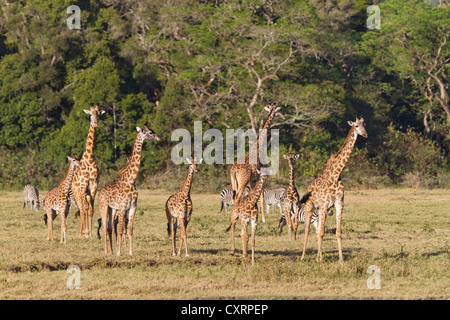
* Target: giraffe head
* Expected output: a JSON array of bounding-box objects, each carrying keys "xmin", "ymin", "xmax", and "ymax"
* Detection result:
[
  {"xmin": 348, "ymin": 117, "xmax": 368, "ymax": 138},
  {"xmin": 258, "ymin": 171, "xmax": 268, "ymax": 184},
  {"xmin": 83, "ymin": 103, "xmax": 105, "ymax": 127},
  {"xmin": 264, "ymin": 103, "xmax": 281, "ymax": 116},
  {"xmin": 67, "ymin": 155, "xmax": 81, "ymax": 169},
  {"xmin": 282, "ymin": 153, "xmax": 300, "ymax": 167},
  {"xmin": 136, "ymin": 125, "xmax": 162, "ymax": 143},
  {"xmin": 186, "ymin": 156, "xmax": 203, "ymax": 173}
]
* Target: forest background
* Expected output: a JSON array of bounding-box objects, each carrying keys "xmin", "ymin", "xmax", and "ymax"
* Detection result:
[{"xmin": 0, "ymin": 0, "xmax": 449, "ymax": 191}]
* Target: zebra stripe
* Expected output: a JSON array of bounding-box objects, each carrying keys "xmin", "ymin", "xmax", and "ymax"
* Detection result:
[
  {"xmin": 23, "ymin": 184, "xmax": 40, "ymax": 211},
  {"xmin": 219, "ymin": 186, "xmax": 250, "ymax": 213},
  {"xmin": 278, "ymin": 204, "xmax": 334, "ymax": 233},
  {"xmin": 263, "ymin": 188, "xmax": 286, "ymax": 215}
]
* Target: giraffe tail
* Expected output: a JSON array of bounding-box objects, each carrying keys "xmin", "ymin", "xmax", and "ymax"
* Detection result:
[
  {"xmin": 225, "ymin": 224, "xmax": 232, "ymax": 232},
  {"xmin": 300, "ymin": 191, "xmax": 311, "ymax": 204}
]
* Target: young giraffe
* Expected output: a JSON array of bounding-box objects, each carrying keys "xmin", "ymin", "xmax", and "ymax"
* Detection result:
[
  {"xmin": 227, "ymin": 172, "xmax": 268, "ymax": 265},
  {"xmin": 165, "ymin": 156, "xmax": 202, "ymax": 257},
  {"xmin": 280, "ymin": 153, "xmax": 301, "ymax": 241},
  {"xmin": 44, "ymin": 156, "xmax": 81, "ymax": 244},
  {"xmin": 71, "ymin": 103, "xmax": 105, "ymax": 239},
  {"xmin": 98, "ymin": 125, "xmax": 161, "ymax": 256},
  {"xmin": 230, "ymin": 103, "xmax": 280, "ymax": 223},
  {"xmin": 301, "ymin": 117, "xmax": 368, "ymax": 265}
]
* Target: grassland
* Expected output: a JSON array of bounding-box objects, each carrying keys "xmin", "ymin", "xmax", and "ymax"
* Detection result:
[{"xmin": 0, "ymin": 188, "xmax": 448, "ymax": 300}]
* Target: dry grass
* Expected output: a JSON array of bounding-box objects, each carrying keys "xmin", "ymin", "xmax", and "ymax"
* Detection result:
[{"xmin": 0, "ymin": 188, "xmax": 448, "ymax": 300}]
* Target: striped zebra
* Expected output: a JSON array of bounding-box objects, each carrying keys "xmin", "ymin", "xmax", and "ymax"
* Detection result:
[
  {"xmin": 263, "ymin": 188, "xmax": 286, "ymax": 215},
  {"xmin": 23, "ymin": 184, "xmax": 40, "ymax": 211},
  {"xmin": 278, "ymin": 204, "xmax": 333, "ymax": 233},
  {"xmin": 219, "ymin": 186, "xmax": 250, "ymax": 213}
]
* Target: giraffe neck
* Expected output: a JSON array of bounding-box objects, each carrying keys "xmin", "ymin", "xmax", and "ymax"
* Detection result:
[
  {"xmin": 59, "ymin": 163, "xmax": 77, "ymax": 195},
  {"xmin": 329, "ymin": 126, "xmax": 357, "ymax": 177},
  {"xmin": 118, "ymin": 133, "xmax": 143, "ymax": 187},
  {"xmin": 82, "ymin": 123, "xmax": 96, "ymax": 162},
  {"xmin": 179, "ymin": 169, "xmax": 194, "ymax": 199},
  {"xmin": 288, "ymin": 164, "xmax": 295, "ymax": 189},
  {"xmin": 247, "ymin": 108, "xmax": 277, "ymax": 165},
  {"xmin": 245, "ymin": 178, "xmax": 265, "ymax": 207}
]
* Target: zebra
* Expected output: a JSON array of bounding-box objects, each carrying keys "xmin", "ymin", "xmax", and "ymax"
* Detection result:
[
  {"xmin": 23, "ymin": 184, "xmax": 40, "ymax": 211},
  {"xmin": 278, "ymin": 203, "xmax": 334, "ymax": 233},
  {"xmin": 263, "ymin": 188, "xmax": 286, "ymax": 215},
  {"xmin": 219, "ymin": 186, "xmax": 250, "ymax": 213}
]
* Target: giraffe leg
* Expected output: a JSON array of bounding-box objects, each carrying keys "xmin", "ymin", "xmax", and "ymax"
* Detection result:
[
  {"xmin": 250, "ymin": 219, "xmax": 257, "ymax": 265},
  {"xmin": 46, "ymin": 208, "xmax": 54, "ymax": 241},
  {"xmin": 171, "ymin": 219, "xmax": 177, "ymax": 256},
  {"xmin": 316, "ymin": 206, "xmax": 326, "ymax": 263},
  {"xmin": 240, "ymin": 220, "xmax": 249, "ymax": 258},
  {"xmin": 116, "ymin": 209, "xmax": 126, "ymax": 256},
  {"xmin": 292, "ymin": 208, "xmax": 299, "ymax": 241},
  {"xmin": 86, "ymin": 194, "xmax": 93, "ymax": 239},
  {"xmin": 260, "ymin": 192, "xmax": 265, "ymax": 223},
  {"xmin": 229, "ymin": 215, "xmax": 237, "ymax": 255},
  {"xmin": 282, "ymin": 203, "xmax": 292, "ymax": 241},
  {"xmin": 178, "ymin": 218, "xmax": 189, "ymax": 257},
  {"xmin": 99, "ymin": 202, "xmax": 109, "ymax": 254},
  {"xmin": 301, "ymin": 201, "xmax": 312, "ymax": 260},
  {"xmin": 335, "ymin": 200, "xmax": 344, "ymax": 265},
  {"xmin": 87, "ymin": 180, "xmax": 98, "ymax": 238},
  {"xmin": 88, "ymin": 180, "xmax": 98, "ymax": 239},
  {"xmin": 72, "ymin": 186, "xmax": 87, "ymax": 238},
  {"xmin": 60, "ymin": 210, "xmax": 66, "ymax": 244},
  {"xmin": 127, "ymin": 198, "xmax": 137, "ymax": 256}
]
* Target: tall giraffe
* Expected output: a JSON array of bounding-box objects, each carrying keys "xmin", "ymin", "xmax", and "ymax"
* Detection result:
[
  {"xmin": 71, "ymin": 103, "xmax": 105, "ymax": 239},
  {"xmin": 44, "ymin": 156, "xmax": 81, "ymax": 244},
  {"xmin": 280, "ymin": 153, "xmax": 301, "ymax": 241},
  {"xmin": 230, "ymin": 103, "xmax": 280, "ymax": 223},
  {"xmin": 98, "ymin": 125, "xmax": 161, "ymax": 256},
  {"xmin": 165, "ymin": 156, "xmax": 202, "ymax": 257},
  {"xmin": 227, "ymin": 172, "xmax": 268, "ymax": 265},
  {"xmin": 301, "ymin": 117, "xmax": 368, "ymax": 265}
]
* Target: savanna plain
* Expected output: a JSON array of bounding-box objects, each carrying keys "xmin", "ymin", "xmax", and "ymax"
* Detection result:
[{"xmin": 0, "ymin": 188, "xmax": 448, "ymax": 300}]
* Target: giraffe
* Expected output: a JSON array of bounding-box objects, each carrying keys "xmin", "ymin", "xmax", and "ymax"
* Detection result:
[
  {"xmin": 98, "ymin": 125, "xmax": 161, "ymax": 256},
  {"xmin": 280, "ymin": 153, "xmax": 301, "ymax": 241},
  {"xmin": 227, "ymin": 171, "xmax": 268, "ymax": 265},
  {"xmin": 230, "ymin": 103, "xmax": 280, "ymax": 223},
  {"xmin": 301, "ymin": 117, "xmax": 368, "ymax": 265},
  {"xmin": 71, "ymin": 103, "xmax": 105, "ymax": 239},
  {"xmin": 44, "ymin": 156, "xmax": 81, "ymax": 244},
  {"xmin": 165, "ymin": 156, "xmax": 202, "ymax": 257}
]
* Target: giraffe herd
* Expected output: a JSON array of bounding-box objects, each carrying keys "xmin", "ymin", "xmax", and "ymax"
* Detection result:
[{"xmin": 29, "ymin": 102, "xmax": 367, "ymax": 265}]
